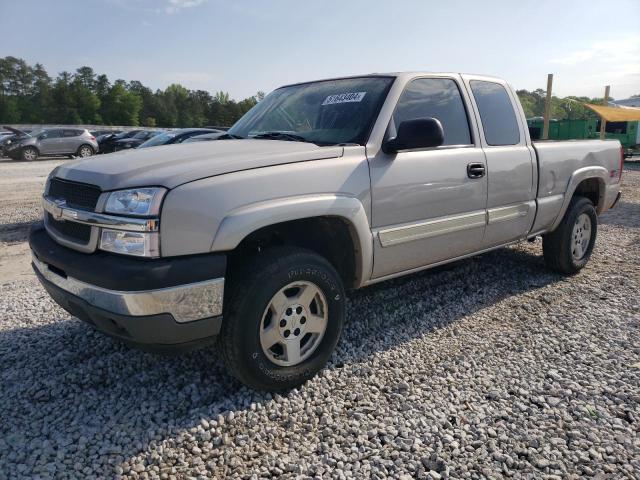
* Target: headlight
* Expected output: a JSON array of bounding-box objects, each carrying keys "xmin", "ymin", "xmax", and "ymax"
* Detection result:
[
  {"xmin": 100, "ymin": 230, "xmax": 159, "ymax": 257},
  {"xmin": 104, "ymin": 187, "xmax": 166, "ymax": 216}
]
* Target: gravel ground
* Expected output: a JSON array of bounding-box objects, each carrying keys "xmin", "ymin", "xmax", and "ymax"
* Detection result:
[
  {"xmin": 0, "ymin": 157, "xmax": 66, "ymax": 283},
  {"xmin": 0, "ymin": 160, "xmax": 638, "ymax": 479}
]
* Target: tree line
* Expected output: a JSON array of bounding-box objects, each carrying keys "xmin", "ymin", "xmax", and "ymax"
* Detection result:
[
  {"xmin": 0, "ymin": 56, "xmax": 263, "ymax": 128},
  {"xmin": 516, "ymin": 89, "xmax": 609, "ymax": 121},
  {"xmin": 1, "ymin": 56, "xmax": 637, "ymax": 127}
]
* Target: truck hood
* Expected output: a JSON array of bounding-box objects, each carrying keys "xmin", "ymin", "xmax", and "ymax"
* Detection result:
[{"xmin": 52, "ymin": 139, "xmax": 344, "ymax": 191}]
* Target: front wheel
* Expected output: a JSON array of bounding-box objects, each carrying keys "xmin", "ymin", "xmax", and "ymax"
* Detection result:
[
  {"xmin": 21, "ymin": 146, "xmax": 38, "ymax": 161},
  {"xmin": 220, "ymin": 247, "xmax": 345, "ymax": 391},
  {"xmin": 543, "ymin": 196, "xmax": 597, "ymax": 274}
]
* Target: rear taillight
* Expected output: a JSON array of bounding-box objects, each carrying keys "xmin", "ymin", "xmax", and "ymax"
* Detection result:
[
  {"xmin": 90, "ymin": 136, "xmax": 96, "ymax": 141},
  {"xmin": 618, "ymin": 146, "xmax": 624, "ymax": 183}
]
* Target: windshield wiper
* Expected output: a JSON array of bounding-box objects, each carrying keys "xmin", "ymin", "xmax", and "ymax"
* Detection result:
[
  {"xmin": 251, "ymin": 131, "xmax": 313, "ymax": 143},
  {"xmin": 217, "ymin": 133, "xmax": 245, "ymax": 140}
]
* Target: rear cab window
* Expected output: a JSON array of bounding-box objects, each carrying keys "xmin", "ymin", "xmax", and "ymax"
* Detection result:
[
  {"xmin": 392, "ymin": 78, "xmax": 472, "ymax": 146},
  {"xmin": 469, "ymin": 80, "xmax": 520, "ymax": 146}
]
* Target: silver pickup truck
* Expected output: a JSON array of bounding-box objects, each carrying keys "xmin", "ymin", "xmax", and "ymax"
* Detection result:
[{"xmin": 30, "ymin": 72, "xmax": 623, "ymax": 390}]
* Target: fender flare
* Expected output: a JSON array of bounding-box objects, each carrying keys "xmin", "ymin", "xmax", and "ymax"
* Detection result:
[
  {"xmin": 550, "ymin": 166, "xmax": 607, "ymax": 230},
  {"xmin": 211, "ymin": 194, "xmax": 373, "ymax": 287}
]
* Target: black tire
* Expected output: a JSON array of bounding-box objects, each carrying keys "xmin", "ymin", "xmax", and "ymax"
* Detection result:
[
  {"xmin": 21, "ymin": 146, "xmax": 38, "ymax": 161},
  {"xmin": 220, "ymin": 246, "xmax": 345, "ymax": 391},
  {"xmin": 76, "ymin": 144, "xmax": 94, "ymax": 158},
  {"xmin": 543, "ymin": 196, "xmax": 597, "ymax": 274}
]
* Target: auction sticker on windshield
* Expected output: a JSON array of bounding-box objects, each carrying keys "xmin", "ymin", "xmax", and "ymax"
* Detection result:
[{"xmin": 322, "ymin": 92, "xmax": 367, "ymax": 105}]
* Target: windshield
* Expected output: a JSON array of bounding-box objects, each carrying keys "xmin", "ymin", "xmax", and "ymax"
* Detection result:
[
  {"xmin": 138, "ymin": 131, "xmax": 175, "ymax": 148},
  {"xmin": 28, "ymin": 129, "xmax": 46, "ymax": 138},
  {"xmin": 132, "ymin": 131, "xmax": 152, "ymax": 139},
  {"xmin": 228, "ymin": 77, "xmax": 394, "ymax": 146},
  {"xmin": 115, "ymin": 131, "xmax": 136, "ymax": 139}
]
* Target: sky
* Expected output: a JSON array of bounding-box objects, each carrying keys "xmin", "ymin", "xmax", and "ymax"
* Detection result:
[{"xmin": 1, "ymin": 0, "xmax": 639, "ymax": 100}]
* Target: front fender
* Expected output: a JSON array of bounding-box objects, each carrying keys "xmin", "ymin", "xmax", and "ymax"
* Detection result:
[{"xmin": 211, "ymin": 194, "xmax": 373, "ymax": 287}]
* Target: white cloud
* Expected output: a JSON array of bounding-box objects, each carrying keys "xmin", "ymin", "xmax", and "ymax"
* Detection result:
[
  {"xmin": 551, "ymin": 35, "xmax": 640, "ymax": 67},
  {"xmin": 549, "ymin": 34, "xmax": 640, "ymax": 98},
  {"xmin": 165, "ymin": 0, "xmax": 207, "ymax": 14}
]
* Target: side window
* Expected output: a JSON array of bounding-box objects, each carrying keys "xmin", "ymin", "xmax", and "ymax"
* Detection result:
[
  {"xmin": 393, "ymin": 78, "xmax": 471, "ymax": 146},
  {"xmin": 42, "ymin": 130, "xmax": 62, "ymax": 139},
  {"xmin": 62, "ymin": 129, "xmax": 81, "ymax": 137},
  {"xmin": 469, "ymin": 81, "xmax": 520, "ymax": 146}
]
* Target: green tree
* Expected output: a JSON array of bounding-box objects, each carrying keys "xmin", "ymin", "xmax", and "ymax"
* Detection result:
[{"xmin": 102, "ymin": 80, "xmax": 142, "ymax": 125}]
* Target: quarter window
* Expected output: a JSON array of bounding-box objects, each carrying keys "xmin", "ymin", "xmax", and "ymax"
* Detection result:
[
  {"xmin": 393, "ymin": 78, "xmax": 471, "ymax": 146},
  {"xmin": 470, "ymin": 81, "xmax": 520, "ymax": 146}
]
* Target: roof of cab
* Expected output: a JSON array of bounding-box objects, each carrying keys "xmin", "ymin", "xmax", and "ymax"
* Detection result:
[{"xmin": 279, "ymin": 71, "xmax": 505, "ymax": 89}]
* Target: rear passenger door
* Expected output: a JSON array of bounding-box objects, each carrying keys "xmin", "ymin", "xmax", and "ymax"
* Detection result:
[
  {"xmin": 61, "ymin": 129, "xmax": 82, "ymax": 154},
  {"xmin": 368, "ymin": 76, "xmax": 488, "ymax": 278},
  {"xmin": 462, "ymin": 76, "xmax": 536, "ymax": 247}
]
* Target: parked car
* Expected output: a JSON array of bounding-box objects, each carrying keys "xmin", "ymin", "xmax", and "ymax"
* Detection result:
[
  {"xmin": 182, "ymin": 131, "xmax": 227, "ymax": 143},
  {"xmin": 98, "ymin": 130, "xmax": 143, "ymax": 154},
  {"xmin": 91, "ymin": 129, "xmax": 121, "ymax": 138},
  {"xmin": 30, "ymin": 72, "xmax": 623, "ymax": 391},
  {"xmin": 112, "ymin": 130, "xmax": 160, "ymax": 151},
  {"xmin": 0, "ymin": 126, "xmax": 29, "ymax": 157},
  {"xmin": 5, "ymin": 128, "xmax": 97, "ymax": 161},
  {"xmin": 137, "ymin": 128, "xmax": 223, "ymax": 148}
]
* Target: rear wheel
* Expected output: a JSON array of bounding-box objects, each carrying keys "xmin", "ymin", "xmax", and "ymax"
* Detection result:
[
  {"xmin": 77, "ymin": 144, "xmax": 94, "ymax": 158},
  {"xmin": 220, "ymin": 247, "xmax": 345, "ymax": 391},
  {"xmin": 543, "ymin": 196, "xmax": 597, "ymax": 274},
  {"xmin": 21, "ymin": 146, "xmax": 38, "ymax": 161}
]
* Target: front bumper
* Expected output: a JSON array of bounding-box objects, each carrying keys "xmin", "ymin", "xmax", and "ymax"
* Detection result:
[{"xmin": 30, "ymin": 226, "xmax": 226, "ymax": 348}]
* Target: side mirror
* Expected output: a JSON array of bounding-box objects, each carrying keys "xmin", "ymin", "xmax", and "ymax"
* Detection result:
[{"xmin": 382, "ymin": 117, "xmax": 444, "ymax": 154}]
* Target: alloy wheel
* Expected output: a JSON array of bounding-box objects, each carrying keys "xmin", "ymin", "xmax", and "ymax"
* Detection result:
[
  {"xmin": 259, "ymin": 281, "xmax": 328, "ymax": 367},
  {"xmin": 571, "ymin": 213, "xmax": 592, "ymax": 260}
]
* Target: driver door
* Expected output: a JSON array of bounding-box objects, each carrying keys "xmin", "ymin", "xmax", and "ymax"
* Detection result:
[
  {"xmin": 368, "ymin": 76, "xmax": 488, "ymax": 279},
  {"xmin": 37, "ymin": 129, "xmax": 63, "ymax": 154}
]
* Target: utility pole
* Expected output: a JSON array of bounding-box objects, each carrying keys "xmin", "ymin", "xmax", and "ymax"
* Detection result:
[
  {"xmin": 542, "ymin": 74, "xmax": 553, "ymax": 140},
  {"xmin": 599, "ymin": 85, "xmax": 610, "ymax": 140}
]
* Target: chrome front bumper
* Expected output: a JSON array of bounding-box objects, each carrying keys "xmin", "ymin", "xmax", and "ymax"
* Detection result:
[{"xmin": 32, "ymin": 255, "xmax": 224, "ymax": 323}]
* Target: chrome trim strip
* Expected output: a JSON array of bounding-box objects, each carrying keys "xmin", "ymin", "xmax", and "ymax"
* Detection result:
[
  {"xmin": 43, "ymin": 196, "xmax": 159, "ymax": 232},
  {"xmin": 378, "ymin": 210, "xmax": 486, "ymax": 247},
  {"xmin": 487, "ymin": 203, "xmax": 530, "ymax": 224},
  {"xmin": 33, "ymin": 255, "xmax": 223, "ymax": 323}
]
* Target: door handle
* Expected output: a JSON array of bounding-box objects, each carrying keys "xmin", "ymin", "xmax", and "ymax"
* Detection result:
[{"xmin": 467, "ymin": 163, "xmax": 486, "ymax": 179}]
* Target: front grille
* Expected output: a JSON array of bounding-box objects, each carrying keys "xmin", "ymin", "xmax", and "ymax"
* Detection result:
[
  {"xmin": 48, "ymin": 178, "xmax": 101, "ymax": 211},
  {"xmin": 46, "ymin": 213, "xmax": 92, "ymax": 243}
]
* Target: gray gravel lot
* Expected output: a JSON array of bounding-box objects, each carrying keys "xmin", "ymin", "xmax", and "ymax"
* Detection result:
[{"xmin": 0, "ymin": 158, "xmax": 639, "ymax": 479}]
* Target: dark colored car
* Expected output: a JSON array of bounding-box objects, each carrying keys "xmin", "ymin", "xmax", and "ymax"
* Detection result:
[
  {"xmin": 113, "ymin": 130, "xmax": 160, "ymax": 151},
  {"xmin": 182, "ymin": 131, "xmax": 227, "ymax": 143},
  {"xmin": 137, "ymin": 128, "xmax": 223, "ymax": 148},
  {"xmin": 0, "ymin": 126, "xmax": 29, "ymax": 157},
  {"xmin": 98, "ymin": 130, "xmax": 143, "ymax": 154},
  {"xmin": 91, "ymin": 129, "xmax": 121, "ymax": 138}
]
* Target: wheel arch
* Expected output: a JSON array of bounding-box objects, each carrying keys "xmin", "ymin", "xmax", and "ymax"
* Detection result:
[
  {"xmin": 550, "ymin": 167, "xmax": 607, "ymax": 230},
  {"xmin": 22, "ymin": 145, "xmax": 40, "ymax": 155},
  {"xmin": 77, "ymin": 143, "xmax": 95, "ymax": 155},
  {"xmin": 212, "ymin": 195, "xmax": 373, "ymax": 288}
]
